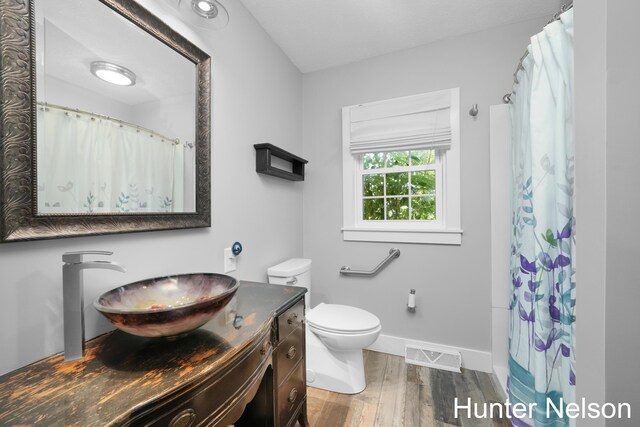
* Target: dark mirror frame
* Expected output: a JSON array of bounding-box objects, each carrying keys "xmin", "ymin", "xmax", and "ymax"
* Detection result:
[{"xmin": 0, "ymin": 0, "xmax": 211, "ymax": 242}]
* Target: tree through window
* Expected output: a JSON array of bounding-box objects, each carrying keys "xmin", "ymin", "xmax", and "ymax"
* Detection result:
[{"xmin": 361, "ymin": 150, "xmax": 439, "ymax": 221}]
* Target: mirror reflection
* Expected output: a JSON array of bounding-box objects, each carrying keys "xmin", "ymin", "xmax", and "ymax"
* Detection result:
[{"xmin": 35, "ymin": 0, "xmax": 197, "ymax": 214}]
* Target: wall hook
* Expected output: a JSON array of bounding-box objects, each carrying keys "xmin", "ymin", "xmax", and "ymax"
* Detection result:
[{"xmin": 469, "ymin": 104, "xmax": 479, "ymax": 117}]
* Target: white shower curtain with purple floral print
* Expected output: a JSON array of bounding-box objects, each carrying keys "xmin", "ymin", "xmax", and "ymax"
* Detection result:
[{"xmin": 508, "ymin": 9, "xmax": 574, "ymax": 427}]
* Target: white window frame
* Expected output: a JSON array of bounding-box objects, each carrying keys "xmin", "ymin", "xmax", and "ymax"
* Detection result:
[{"xmin": 342, "ymin": 88, "xmax": 462, "ymax": 245}]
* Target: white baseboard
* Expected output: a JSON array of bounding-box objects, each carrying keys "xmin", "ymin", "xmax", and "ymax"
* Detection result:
[{"xmin": 366, "ymin": 334, "xmax": 493, "ymax": 373}]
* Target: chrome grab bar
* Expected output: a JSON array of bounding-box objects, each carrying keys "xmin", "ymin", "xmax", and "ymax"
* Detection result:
[{"xmin": 340, "ymin": 248, "xmax": 401, "ymax": 276}]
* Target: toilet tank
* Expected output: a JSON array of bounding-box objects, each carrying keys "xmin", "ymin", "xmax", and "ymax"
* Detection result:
[{"xmin": 267, "ymin": 258, "xmax": 311, "ymax": 309}]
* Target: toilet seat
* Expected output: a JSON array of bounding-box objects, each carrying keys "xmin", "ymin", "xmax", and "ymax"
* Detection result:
[{"xmin": 306, "ymin": 303, "xmax": 380, "ymax": 334}]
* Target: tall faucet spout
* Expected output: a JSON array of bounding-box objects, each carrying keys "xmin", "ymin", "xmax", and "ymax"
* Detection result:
[
  {"xmin": 62, "ymin": 251, "xmax": 126, "ymax": 362},
  {"xmin": 69, "ymin": 260, "xmax": 126, "ymax": 273}
]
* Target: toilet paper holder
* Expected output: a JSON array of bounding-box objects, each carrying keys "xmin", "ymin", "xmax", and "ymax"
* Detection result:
[{"xmin": 407, "ymin": 289, "xmax": 416, "ymax": 313}]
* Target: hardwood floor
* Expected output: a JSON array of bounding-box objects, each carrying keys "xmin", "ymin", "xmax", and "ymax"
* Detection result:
[{"xmin": 301, "ymin": 350, "xmax": 511, "ymax": 427}]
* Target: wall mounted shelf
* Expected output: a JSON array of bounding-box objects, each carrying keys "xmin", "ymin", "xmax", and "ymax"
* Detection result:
[{"xmin": 254, "ymin": 143, "xmax": 308, "ymax": 181}]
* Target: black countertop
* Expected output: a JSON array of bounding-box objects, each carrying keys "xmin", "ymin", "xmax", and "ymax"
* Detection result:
[{"xmin": 0, "ymin": 281, "xmax": 306, "ymax": 426}]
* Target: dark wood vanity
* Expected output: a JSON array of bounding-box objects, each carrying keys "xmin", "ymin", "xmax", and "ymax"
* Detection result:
[{"xmin": 0, "ymin": 282, "xmax": 308, "ymax": 427}]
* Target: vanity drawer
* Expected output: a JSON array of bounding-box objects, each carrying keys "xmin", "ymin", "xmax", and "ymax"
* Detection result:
[
  {"xmin": 278, "ymin": 300, "xmax": 304, "ymax": 340},
  {"xmin": 275, "ymin": 325, "xmax": 304, "ymax": 386},
  {"xmin": 134, "ymin": 334, "xmax": 272, "ymax": 427},
  {"xmin": 277, "ymin": 361, "xmax": 305, "ymax": 427}
]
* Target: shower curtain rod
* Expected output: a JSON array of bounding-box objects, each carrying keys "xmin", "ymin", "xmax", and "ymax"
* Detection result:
[
  {"xmin": 37, "ymin": 102, "xmax": 194, "ymax": 149},
  {"xmin": 502, "ymin": 0, "xmax": 573, "ymax": 104}
]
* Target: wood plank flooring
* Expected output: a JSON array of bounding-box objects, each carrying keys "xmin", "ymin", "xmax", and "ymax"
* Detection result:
[{"xmin": 301, "ymin": 350, "xmax": 511, "ymax": 427}]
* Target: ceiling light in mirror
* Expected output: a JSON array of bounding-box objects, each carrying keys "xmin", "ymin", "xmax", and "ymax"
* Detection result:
[{"xmin": 90, "ymin": 61, "xmax": 136, "ymax": 86}]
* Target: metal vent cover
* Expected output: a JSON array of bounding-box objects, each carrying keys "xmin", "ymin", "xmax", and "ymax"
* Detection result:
[{"xmin": 405, "ymin": 344, "xmax": 462, "ymax": 373}]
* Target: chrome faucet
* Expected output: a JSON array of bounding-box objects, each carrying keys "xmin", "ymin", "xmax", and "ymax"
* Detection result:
[{"xmin": 62, "ymin": 251, "xmax": 126, "ymax": 361}]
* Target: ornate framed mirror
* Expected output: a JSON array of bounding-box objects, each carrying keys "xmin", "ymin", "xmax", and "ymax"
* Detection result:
[{"xmin": 0, "ymin": 0, "xmax": 211, "ymax": 242}]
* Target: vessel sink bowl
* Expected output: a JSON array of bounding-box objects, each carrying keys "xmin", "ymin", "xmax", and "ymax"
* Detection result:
[{"xmin": 94, "ymin": 273, "xmax": 238, "ymax": 338}]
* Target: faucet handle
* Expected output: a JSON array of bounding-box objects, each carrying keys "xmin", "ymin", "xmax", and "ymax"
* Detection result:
[{"xmin": 63, "ymin": 251, "xmax": 114, "ymax": 264}]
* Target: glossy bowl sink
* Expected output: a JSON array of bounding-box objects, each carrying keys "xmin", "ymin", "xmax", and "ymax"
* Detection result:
[{"xmin": 94, "ymin": 273, "xmax": 239, "ymax": 338}]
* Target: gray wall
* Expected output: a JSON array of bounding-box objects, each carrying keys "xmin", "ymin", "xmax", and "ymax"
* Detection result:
[
  {"xmin": 0, "ymin": 1, "xmax": 303, "ymax": 376},
  {"xmin": 576, "ymin": 0, "xmax": 640, "ymax": 424},
  {"xmin": 301, "ymin": 18, "xmax": 545, "ymax": 353},
  {"xmin": 574, "ymin": 0, "xmax": 608, "ymax": 424},
  {"xmin": 605, "ymin": 0, "xmax": 640, "ymax": 424}
]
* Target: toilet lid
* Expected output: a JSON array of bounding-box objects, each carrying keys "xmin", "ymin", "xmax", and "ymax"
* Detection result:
[{"xmin": 306, "ymin": 303, "xmax": 380, "ymax": 334}]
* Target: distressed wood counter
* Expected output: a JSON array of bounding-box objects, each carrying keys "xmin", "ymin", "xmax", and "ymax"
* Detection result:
[{"xmin": 0, "ymin": 281, "xmax": 308, "ymax": 427}]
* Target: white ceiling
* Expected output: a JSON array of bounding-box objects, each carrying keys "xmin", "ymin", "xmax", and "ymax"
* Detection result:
[{"xmin": 239, "ymin": 0, "xmax": 565, "ymax": 73}]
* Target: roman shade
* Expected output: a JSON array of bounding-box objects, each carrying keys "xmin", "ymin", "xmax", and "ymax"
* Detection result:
[{"xmin": 346, "ymin": 90, "xmax": 453, "ymax": 154}]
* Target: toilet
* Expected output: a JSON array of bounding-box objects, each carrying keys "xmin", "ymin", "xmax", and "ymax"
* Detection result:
[{"xmin": 267, "ymin": 258, "xmax": 381, "ymax": 394}]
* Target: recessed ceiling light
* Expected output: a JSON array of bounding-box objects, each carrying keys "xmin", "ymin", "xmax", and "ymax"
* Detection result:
[
  {"xmin": 192, "ymin": 0, "xmax": 218, "ymax": 19},
  {"xmin": 195, "ymin": 1, "xmax": 214, "ymax": 14},
  {"xmin": 90, "ymin": 61, "xmax": 136, "ymax": 86},
  {"xmin": 177, "ymin": 0, "xmax": 229, "ymax": 29}
]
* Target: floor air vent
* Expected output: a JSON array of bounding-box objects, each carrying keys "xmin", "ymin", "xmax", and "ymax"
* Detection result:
[{"xmin": 405, "ymin": 344, "xmax": 462, "ymax": 373}]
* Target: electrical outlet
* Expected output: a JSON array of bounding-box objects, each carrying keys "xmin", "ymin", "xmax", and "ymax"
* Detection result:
[{"xmin": 223, "ymin": 248, "xmax": 237, "ymax": 273}]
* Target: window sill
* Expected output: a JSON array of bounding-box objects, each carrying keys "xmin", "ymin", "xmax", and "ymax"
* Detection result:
[{"xmin": 341, "ymin": 227, "xmax": 463, "ymax": 245}]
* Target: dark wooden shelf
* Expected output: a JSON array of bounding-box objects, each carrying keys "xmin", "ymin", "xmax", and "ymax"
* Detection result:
[{"xmin": 254, "ymin": 143, "xmax": 308, "ymax": 181}]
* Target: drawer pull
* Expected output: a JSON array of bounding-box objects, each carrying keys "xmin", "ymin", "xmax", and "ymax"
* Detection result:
[
  {"xmin": 169, "ymin": 408, "xmax": 196, "ymax": 427},
  {"xmin": 260, "ymin": 341, "xmax": 271, "ymax": 355},
  {"xmin": 288, "ymin": 388, "xmax": 298, "ymax": 404},
  {"xmin": 287, "ymin": 313, "xmax": 298, "ymax": 325},
  {"xmin": 286, "ymin": 345, "xmax": 297, "ymax": 359}
]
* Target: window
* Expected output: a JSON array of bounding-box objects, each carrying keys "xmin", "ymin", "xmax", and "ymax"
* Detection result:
[
  {"xmin": 342, "ymin": 89, "xmax": 462, "ymax": 245},
  {"xmin": 360, "ymin": 150, "xmax": 441, "ymax": 222}
]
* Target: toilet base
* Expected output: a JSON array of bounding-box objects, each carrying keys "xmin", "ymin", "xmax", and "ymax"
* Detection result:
[{"xmin": 305, "ymin": 326, "xmax": 366, "ymax": 394}]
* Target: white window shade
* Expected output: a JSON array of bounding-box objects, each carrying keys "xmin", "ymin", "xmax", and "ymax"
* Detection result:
[{"xmin": 348, "ymin": 90, "xmax": 453, "ymax": 154}]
